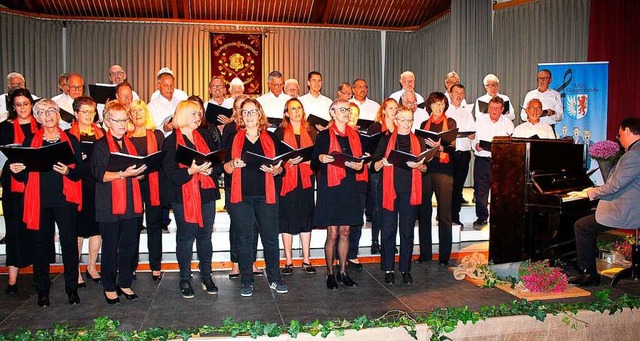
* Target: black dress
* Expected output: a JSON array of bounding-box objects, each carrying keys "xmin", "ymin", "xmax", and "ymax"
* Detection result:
[
  {"xmin": 311, "ymin": 129, "xmax": 367, "ymax": 227},
  {"xmin": 0, "ymin": 121, "xmax": 35, "ymax": 267},
  {"xmin": 74, "ymin": 132, "xmax": 101, "ymax": 238},
  {"xmin": 275, "ymin": 127, "xmax": 317, "ymax": 234}
]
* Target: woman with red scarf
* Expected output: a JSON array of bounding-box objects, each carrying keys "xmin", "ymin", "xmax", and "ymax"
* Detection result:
[
  {"xmin": 311, "ymin": 99, "xmax": 368, "ymax": 290},
  {"xmin": 418, "ymin": 92, "xmax": 457, "ymax": 266},
  {"xmin": 0, "ymin": 88, "xmax": 39, "ymax": 295},
  {"xmin": 11, "ymin": 99, "xmax": 83, "ymax": 307},
  {"xmin": 91, "ymin": 101, "xmax": 147, "ymax": 304},
  {"xmin": 128, "ymin": 100, "xmax": 165, "ymax": 281},
  {"xmin": 371, "ymin": 106, "xmax": 427, "ymax": 285},
  {"xmin": 162, "ymin": 100, "xmax": 220, "ymax": 298},
  {"xmin": 67, "ymin": 96, "xmax": 104, "ymax": 287},
  {"xmin": 223, "ymin": 98, "xmax": 285, "ymax": 297},
  {"xmin": 366, "ymin": 98, "xmax": 398, "ymax": 255},
  {"xmin": 275, "ymin": 98, "xmax": 317, "ymax": 275}
]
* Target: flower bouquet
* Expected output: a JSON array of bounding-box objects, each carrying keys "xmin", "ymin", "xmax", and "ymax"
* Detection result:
[
  {"xmin": 518, "ymin": 260, "xmax": 569, "ymax": 293},
  {"xmin": 589, "ymin": 140, "xmax": 623, "ymax": 162}
]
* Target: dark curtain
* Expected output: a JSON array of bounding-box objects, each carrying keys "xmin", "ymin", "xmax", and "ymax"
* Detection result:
[{"xmin": 588, "ymin": 0, "xmax": 640, "ymax": 139}]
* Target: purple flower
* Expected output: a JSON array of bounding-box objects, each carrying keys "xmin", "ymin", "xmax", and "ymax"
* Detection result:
[{"xmin": 589, "ymin": 140, "xmax": 621, "ymax": 161}]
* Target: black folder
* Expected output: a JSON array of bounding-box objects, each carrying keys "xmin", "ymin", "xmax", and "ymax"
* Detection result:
[
  {"xmin": 205, "ymin": 104, "xmax": 233, "ymax": 124},
  {"xmin": 306, "ymin": 114, "xmax": 330, "ymax": 130},
  {"xmin": 241, "ymin": 150, "xmax": 293, "ymax": 170},
  {"xmin": 88, "ymin": 84, "xmax": 117, "ymax": 104},
  {"xmin": 477, "ymin": 100, "xmax": 510, "ymax": 115},
  {"xmin": 414, "ymin": 128, "xmax": 459, "ymax": 145},
  {"xmin": 175, "ymin": 145, "xmax": 228, "ymax": 167},
  {"xmin": 59, "ymin": 108, "xmax": 75, "ymax": 124},
  {"xmin": 107, "ymin": 150, "xmax": 166, "ymax": 174},
  {"xmin": 328, "ymin": 152, "xmax": 372, "ymax": 168},
  {"xmin": 0, "ymin": 141, "xmax": 76, "ymax": 172},
  {"xmin": 359, "ymin": 131, "xmax": 383, "ymax": 155},
  {"xmin": 356, "ymin": 119, "xmax": 375, "ymax": 131},
  {"xmin": 278, "ymin": 141, "xmax": 314, "ymax": 162},
  {"xmin": 267, "ymin": 117, "xmax": 283, "ymax": 128},
  {"xmin": 457, "ymin": 131, "xmax": 476, "ymax": 138},
  {"xmin": 478, "ymin": 140, "xmax": 492, "ymax": 151},
  {"xmin": 387, "ymin": 147, "xmax": 439, "ymax": 171},
  {"xmin": 80, "ymin": 141, "xmax": 94, "ymax": 157}
]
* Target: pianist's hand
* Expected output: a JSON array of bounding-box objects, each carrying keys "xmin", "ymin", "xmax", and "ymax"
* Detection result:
[{"xmin": 567, "ymin": 187, "xmax": 594, "ymax": 199}]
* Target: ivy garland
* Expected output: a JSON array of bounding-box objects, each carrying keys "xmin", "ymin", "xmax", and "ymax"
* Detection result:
[{"xmin": 0, "ymin": 290, "xmax": 638, "ymax": 341}]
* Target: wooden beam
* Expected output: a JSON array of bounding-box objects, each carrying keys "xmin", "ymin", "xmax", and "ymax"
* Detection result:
[
  {"xmin": 320, "ymin": 0, "xmax": 334, "ymax": 24},
  {"xmin": 309, "ymin": 0, "xmax": 329, "ymax": 23},
  {"xmin": 171, "ymin": 0, "xmax": 179, "ymax": 19},
  {"xmin": 493, "ymin": 0, "xmax": 537, "ymax": 11},
  {"xmin": 182, "ymin": 0, "xmax": 190, "ymax": 20}
]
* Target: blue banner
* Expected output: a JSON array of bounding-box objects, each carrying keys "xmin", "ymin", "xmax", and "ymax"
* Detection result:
[{"xmin": 538, "ymin": 62, "xmax": 609, "ymax": 184}]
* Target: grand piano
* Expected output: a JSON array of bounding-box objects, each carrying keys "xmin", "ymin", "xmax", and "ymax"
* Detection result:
[{"xmin": 489, "ymin": 137, "xmax": 596, "ymax": 264}]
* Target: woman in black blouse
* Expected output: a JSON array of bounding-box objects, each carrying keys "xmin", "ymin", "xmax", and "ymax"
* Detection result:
[
  {"xmin": 223, "ymin": 98, "xmax": 285, "ymax": 297},
  {"xmin": 11, "ymin": 98, "xmax": 83, "ymax": 307},
  {"xmin": 92, "ymin": 101, "xmax": 147, "ymax": 304},
  {"xmin": 162, "ymin": 100, "xmax": 220, "ymax": 298},
  {"xmin": 418, "ymin": 92, "xmax": 457, "ymax": 266},
  {"xmin": 371, "ymin": 106, "xmax": 427, "ymax": 284},
  {"xmin": 128, "ymin": 100, "xmax": 165, "ymax": 281},
  {"xmin": 0, "ymin": 88, "xmax": 38, "ymax": 294}
]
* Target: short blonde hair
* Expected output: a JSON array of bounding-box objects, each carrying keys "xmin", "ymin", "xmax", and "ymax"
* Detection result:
[
  {"xmin": 173, "ymin": 100, "xmax": 203, "ymax": 129},
  {"xmin": 129, "ymin": 100, "xmax": 156, "ymax": 130}
]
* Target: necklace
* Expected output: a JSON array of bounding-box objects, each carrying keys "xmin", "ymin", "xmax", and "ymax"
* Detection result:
[
  {"xmin": 246, "ymin": 131, "xmax": 260, "ymax": 138},
  {"xmin": 43, "ymin": 132, "xmax": 60, "ymax": 143}
]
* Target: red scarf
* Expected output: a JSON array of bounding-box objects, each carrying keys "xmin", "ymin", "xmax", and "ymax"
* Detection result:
[
  {"xmin": 422, "ymin": 114, "xmax": 450, "ymax": 164},
  {"xmin": 382, "ymin": 132, "xmax": 422, "ymax": 211},
  {"xmin": 23, "ymin": 128, "xmax": 82, "ymax": 230},
  {"xmin": 280, "ymin": 126, "xmax": 314, "ymax": 196},
  {"xmin": 143, "ymin": 130, "xmax": 161, "ymax": 206},
  {"xmin": 327, "ymin": 124, "xmax": 368, "ymax": 187},
  {"xmin": 67, "ymin": 121, "xmax": 105, "ymax": 141},
  {"xmin": 230, "ymin": 129, "xmax": 277, "ymax": 204},
  {"xmin": 381, "ymin": 119, "xmax": 394, "ymax": 133},
  {"xmin": 106, "ymin": 132, "xmax": 143, "ymax": 215},
  {"xmin": 11, "ymin": 117, "xmax": 38, "ymax": 193},
  {"xmin": 175, "ymin": 129, "xmax": 215, "ymax": 227}
]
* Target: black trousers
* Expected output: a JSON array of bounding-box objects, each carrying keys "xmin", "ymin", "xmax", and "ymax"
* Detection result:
[
  {"xmin": 225, "ymin": 189, "xmax": 258, "ymax": 264},
  {"xmin": 32, "ymin": 203, "xmax": 79, "ymax": 293},
  {"xmin": 451, "ymin": 151, "xmax": 471, "ymax": 222},
  {"xmin": 419, "ymin": 172, "xmax": 453, "ymax": 263},
  {"xmin": 380, "ymin": 195, "xmax": 419, "ymax": 273},
  {"xmin": 574, "ymin": 214, "xmax": 612, "ymax": 274},
  {"xmin": 100, "ymin": 218, "xmax": 138, "ymax": 292},
  {"xmin": 474, "ymin": 157, "xmax": 491, "ymax": 221},
  {"xmin": 348, "ymin": 186, "xmax": 368, "ymax": 260},
  {"xmin": 140, "ymin": 183, "xmax": 163, "ymax": 272}
]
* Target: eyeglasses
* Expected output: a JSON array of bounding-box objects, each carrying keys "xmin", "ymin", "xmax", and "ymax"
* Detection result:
[
  {"xmin": 485, "ymin": 83, "xmax": 498, "ymax": 88},
  {"xmin": 527, "ymin": 106, "xmax": 542, "ymax": 112},
  {"xmin": 69, "ymin": 85, "xmax": 84, "ymax": 91},
  {"xmin": 78, "ymin": 109, "xmax": 96, "ymax": 115},
  {"xmin": 109, "ymin": 118, "xmax": 129, "ymax": 124},
  {"xmin": 537, "ymin": 77, "xmax": 551, "ymax": 81},
  {"xmin": 354, "ymin": 85, "xmax": 369, "ymax": 89},
  {"xmin": 338, "ymin": 90, "xmax": 352, "ymax": 97},
  {"xmin": 109, "ymin": 71, "xmax": 125, "ymax": 77},
  {"xmin": 288, "ymin": 106, "xmax": 303, "ymax": 112},
  {"xmin": 431, "ymin": 102, "xmax": 446, "ymax": 108},
  {"xmin": 396, "ymin": 118, "xmax": 413, "ymax": 124},
  {"xmin": 242, "ymin": 109, "xmax": 259, "ymax": 117},
  {"xmin": 36, "ymin": 108, "xmax": 58, "ymax": 117},
  {"xmin": 131, "ymin": 109, "xmax": 146, "ymax": 115},
  {"xmin": 14, "ymin": 101, "xmax": 31, "ymax": 108},
  {"xmin": 333, "ymin": 107, "xmax": 351, "ymax": 114},
  {"xmin": 9, "ymin": 82, "xmax": 25, "ymax": 88}
]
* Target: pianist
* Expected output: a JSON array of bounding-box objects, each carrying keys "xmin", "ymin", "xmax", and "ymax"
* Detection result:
[
  {"xmin": 512, "ymin": 99, "xmax": 556, "ymax": 139},
  {"xmin": 571, "ymin": 117, "xmax": 640, "ymax": 286}
]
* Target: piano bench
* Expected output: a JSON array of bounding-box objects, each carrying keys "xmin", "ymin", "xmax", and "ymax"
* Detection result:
[{"xmin": 610, "ymin": 228, "xmax": 640, "ymax": 286}]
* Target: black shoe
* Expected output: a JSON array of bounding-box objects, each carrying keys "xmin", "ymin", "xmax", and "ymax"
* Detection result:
[
  {"xmin": 103, "ymin": 291, "xmax": 120, "ymax": 305},
  {"xmin": 5, "ymin": 284, "xmax": 18, "ymax": 294},
  {"xmin": 417, "ymin": 256, "xmax": 432, "ymax": 263},
  {"xmin": 338, "ymin": 272, "xmax": 357, "ymax": 287},
  {"xmin": 77, "ymin": 282, "xmax": 87, "ymax": 288},
  {"xmin": 384, "ymin": 272, "xmax": 395, "ymax": 284},
  {"xmin": 569, "ymin": 269, "xmax": 601, "ymax": 287},
  {"xmin": 0, "ymin": 236, "xmax": 5, "ymax": 244},
  {"xmin": 326, "ymin": 274, "xmax": 338, "ymax": 290},
  {"xmin": 180, "ymin": 281, "xmax": 195, "ymax": 298},
  {"xmin": 152, "ymin": 272, "xmax": 163, "ymax": 281},
  {"xmin": 453, "ymin": 220, "xmax": 464, "ymax": 230},
  {"xmin": 253, "ymin": 269, "xmax": 264, "ymax": 276},
  {"xmin": 116, "ymin": 287, "xmax": 139, "ymax": 300},
  {"xmin": 282, "ymin": 264, "xmax": 294, "ymax": 276},
  {"xmin": 201, "ymin": 277, "xmax": 218, "ymax": 295},
  {"xmin": 302, "ymin": 262, "xmax": 316, "ymax": 274},
  {"xmin": 37, "ymin": 291, "xmax": 50, "ymax": 307},
  {"xmin": 67, "ymin": 289, "xmax": 81, "ymax": 305},
  {"xmin": 86, "ymin": 270, "xmax": 101, "ymax": 283},
  {"xmin": 348, "ymin": 260, "xmax": 363, "ymax": 271},
  {"xmin": 472, "ymin": 219, "xmax": 488, "ymax": 230},
  {"xmin": 371, "ymin": 241, "xmax": 380, "ymax": 254},
  {"xmin": 402, "ymin": 272, "xmax": 413, "ymax": 284},
  {"xmin": 439, "ymin": 261, "xmax": 450, "ymax": 267}
]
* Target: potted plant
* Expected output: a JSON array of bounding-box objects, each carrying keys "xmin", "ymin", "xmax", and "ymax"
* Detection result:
[{"xmin": 588, "ymin": 140, "xmax": 623, "ymax": 180}]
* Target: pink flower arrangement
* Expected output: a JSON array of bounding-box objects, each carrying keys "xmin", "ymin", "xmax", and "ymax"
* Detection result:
[
  {"xmin": 589, "ymin": 140, "xmax": 622, "ymax": 162},
  {"xmin": 518, "ymin": 260, "xmax": 569, "ymax": 293}
]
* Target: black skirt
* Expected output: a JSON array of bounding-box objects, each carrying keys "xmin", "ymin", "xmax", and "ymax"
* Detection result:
[{"xmin": 278, "ymin": 175, "xmax": 315, "ymax": 234}]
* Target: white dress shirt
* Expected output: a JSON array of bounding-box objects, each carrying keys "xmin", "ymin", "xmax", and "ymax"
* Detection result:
[
  {"xmin": 257, "ymin": 91, "xmax": 291, "ymax": 118},
  {"xmin": 150, "ymin": 88, "xmax": 188, "ymax": 103},
  {"xmin": 512, "ymin": 121, "xmax": 556, "ymax": 139},
  {"xmin": 147, "ymin": 93, "xmax": 187, "ymax": 136},
  {"xmin": 299, "ymin": 93, "xmax": 333, "ymax": 121},
  {"xmin": 411, "ymin": 108, "xmax": 430, "ymax": 133},
  {"xmin": 447, "ymin": 103, "xmax": 476, "ymax": 151},
  {"xmin": 389, "ymin": 89, "xmax": 425, "ymax": 105},
  {"xmin": 519, "ymin": 88, "xmax": 563, "ymax": 125},
  {"xmin": 205, "ymin": 97, "xmax": 234, "ymax": 110},
  {"xmin": 472, "ymin": 114, "xmax": 514, "ymax": 158},
  {"xmin": 349, "ymin": 97, "xmax": 380, "ymax": 121},
  {"xmin": 474, "ymin": 93, "xmax": 515, "ymax": 121},
  {"xmin": 445, "ymin": 92, "xmax": 468, "ymax": 107}
]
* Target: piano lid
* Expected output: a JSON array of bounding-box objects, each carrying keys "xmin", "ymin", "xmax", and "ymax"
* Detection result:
[{"xmin": 531, "ymin": 170, "xmax": 594, "ymax": 195}]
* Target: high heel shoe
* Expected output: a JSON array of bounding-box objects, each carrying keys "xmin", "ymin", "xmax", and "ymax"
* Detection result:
[
  {"xmin": 86, "ymin": 270, "xmax": 101, "ymax": 283},
  {"xmin": 152, "ymin": 272, "xmax": 163, "ymax": 281},
  {"xmin": 337, "ymin": 272, "xmax": 358, "ymax": 287},
  {"xmin": 103, "ymin": 291, "xmax": 120, "ymax": 305},
  {"xmin": 5, "ymin": 284, "xmax": 18, "ymax": 294},
  {"xmin": 116, "ymin": 287, "xmax": 139, "ymax": 300},
  {"xmin": 326, "ymin": 274, "xmax": 338, "ymax": 290},
  {"xmin": 77, "ymin": 282, "xmax": 87, "ymax": 288}
]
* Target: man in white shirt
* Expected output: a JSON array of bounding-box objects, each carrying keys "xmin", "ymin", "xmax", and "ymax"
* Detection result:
[
  {"xmin": 147, "ymin": 69, "xmax": 188, "ymax": 135},
  {"xmin": 205, "ymin": 76, "xmax": 234, "ymax": 125},
  {"xmin": 474, "ymin": 74, "xmax": 515, "ymax": 121},
  {"xmin": 0, "ymin": 72, "xmax": 39, "ymax": 121},
  {"xmin": 443, "ymin": 71, "xmax": 468, "ymax": 106},
  {"xmin": 284, "ymin": 78, "xmax": 300, "ymax": 98},
  {"xmin": 400, "ymin": 90, "xmax": 428, "ymax": 132},
  {"xmin": 472, "ymin": 96, "xmax": 514, "ymax": 229},
  {"xmin": 520, "ymin": 69, "xmax": 563, "ymax": 127},
  {"xmin": 349, "ymin": 78, "xmax": 379, "ymax": 121},
  {"xmin": 446, "ymin": 84, "xmax": 476, "ymax": 227},
  {"xmin": 53, "ymin": 73, "xmax": 84, "ymax": 130},
  {"xmin": 149, "ymin": 67, "xmax": 188, "ymax": 102},
  {"xmin": 336, "ymin": 82, "xmax": 353, "ymax": 101},
  {"xmin": 389, "ymin": 71, "xmax": 425, "ymax": 104},
  {"xmin": 51, "ymin": 73, "xmax": 70, "ymax": 103},
  {"xmin": 257, "ymin": 70, "xmax": 291, "ymax": 118},
  {"xmin": 108, "ymin": 65, "xmax": 141, "ymax": 100},
  {"xmin": 299, "ymin": 71, "xmax": 333, "ymax": 122},
  {"xmin": 513, "ymin": 98, "xmax": 556, "ymax": 139}
]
